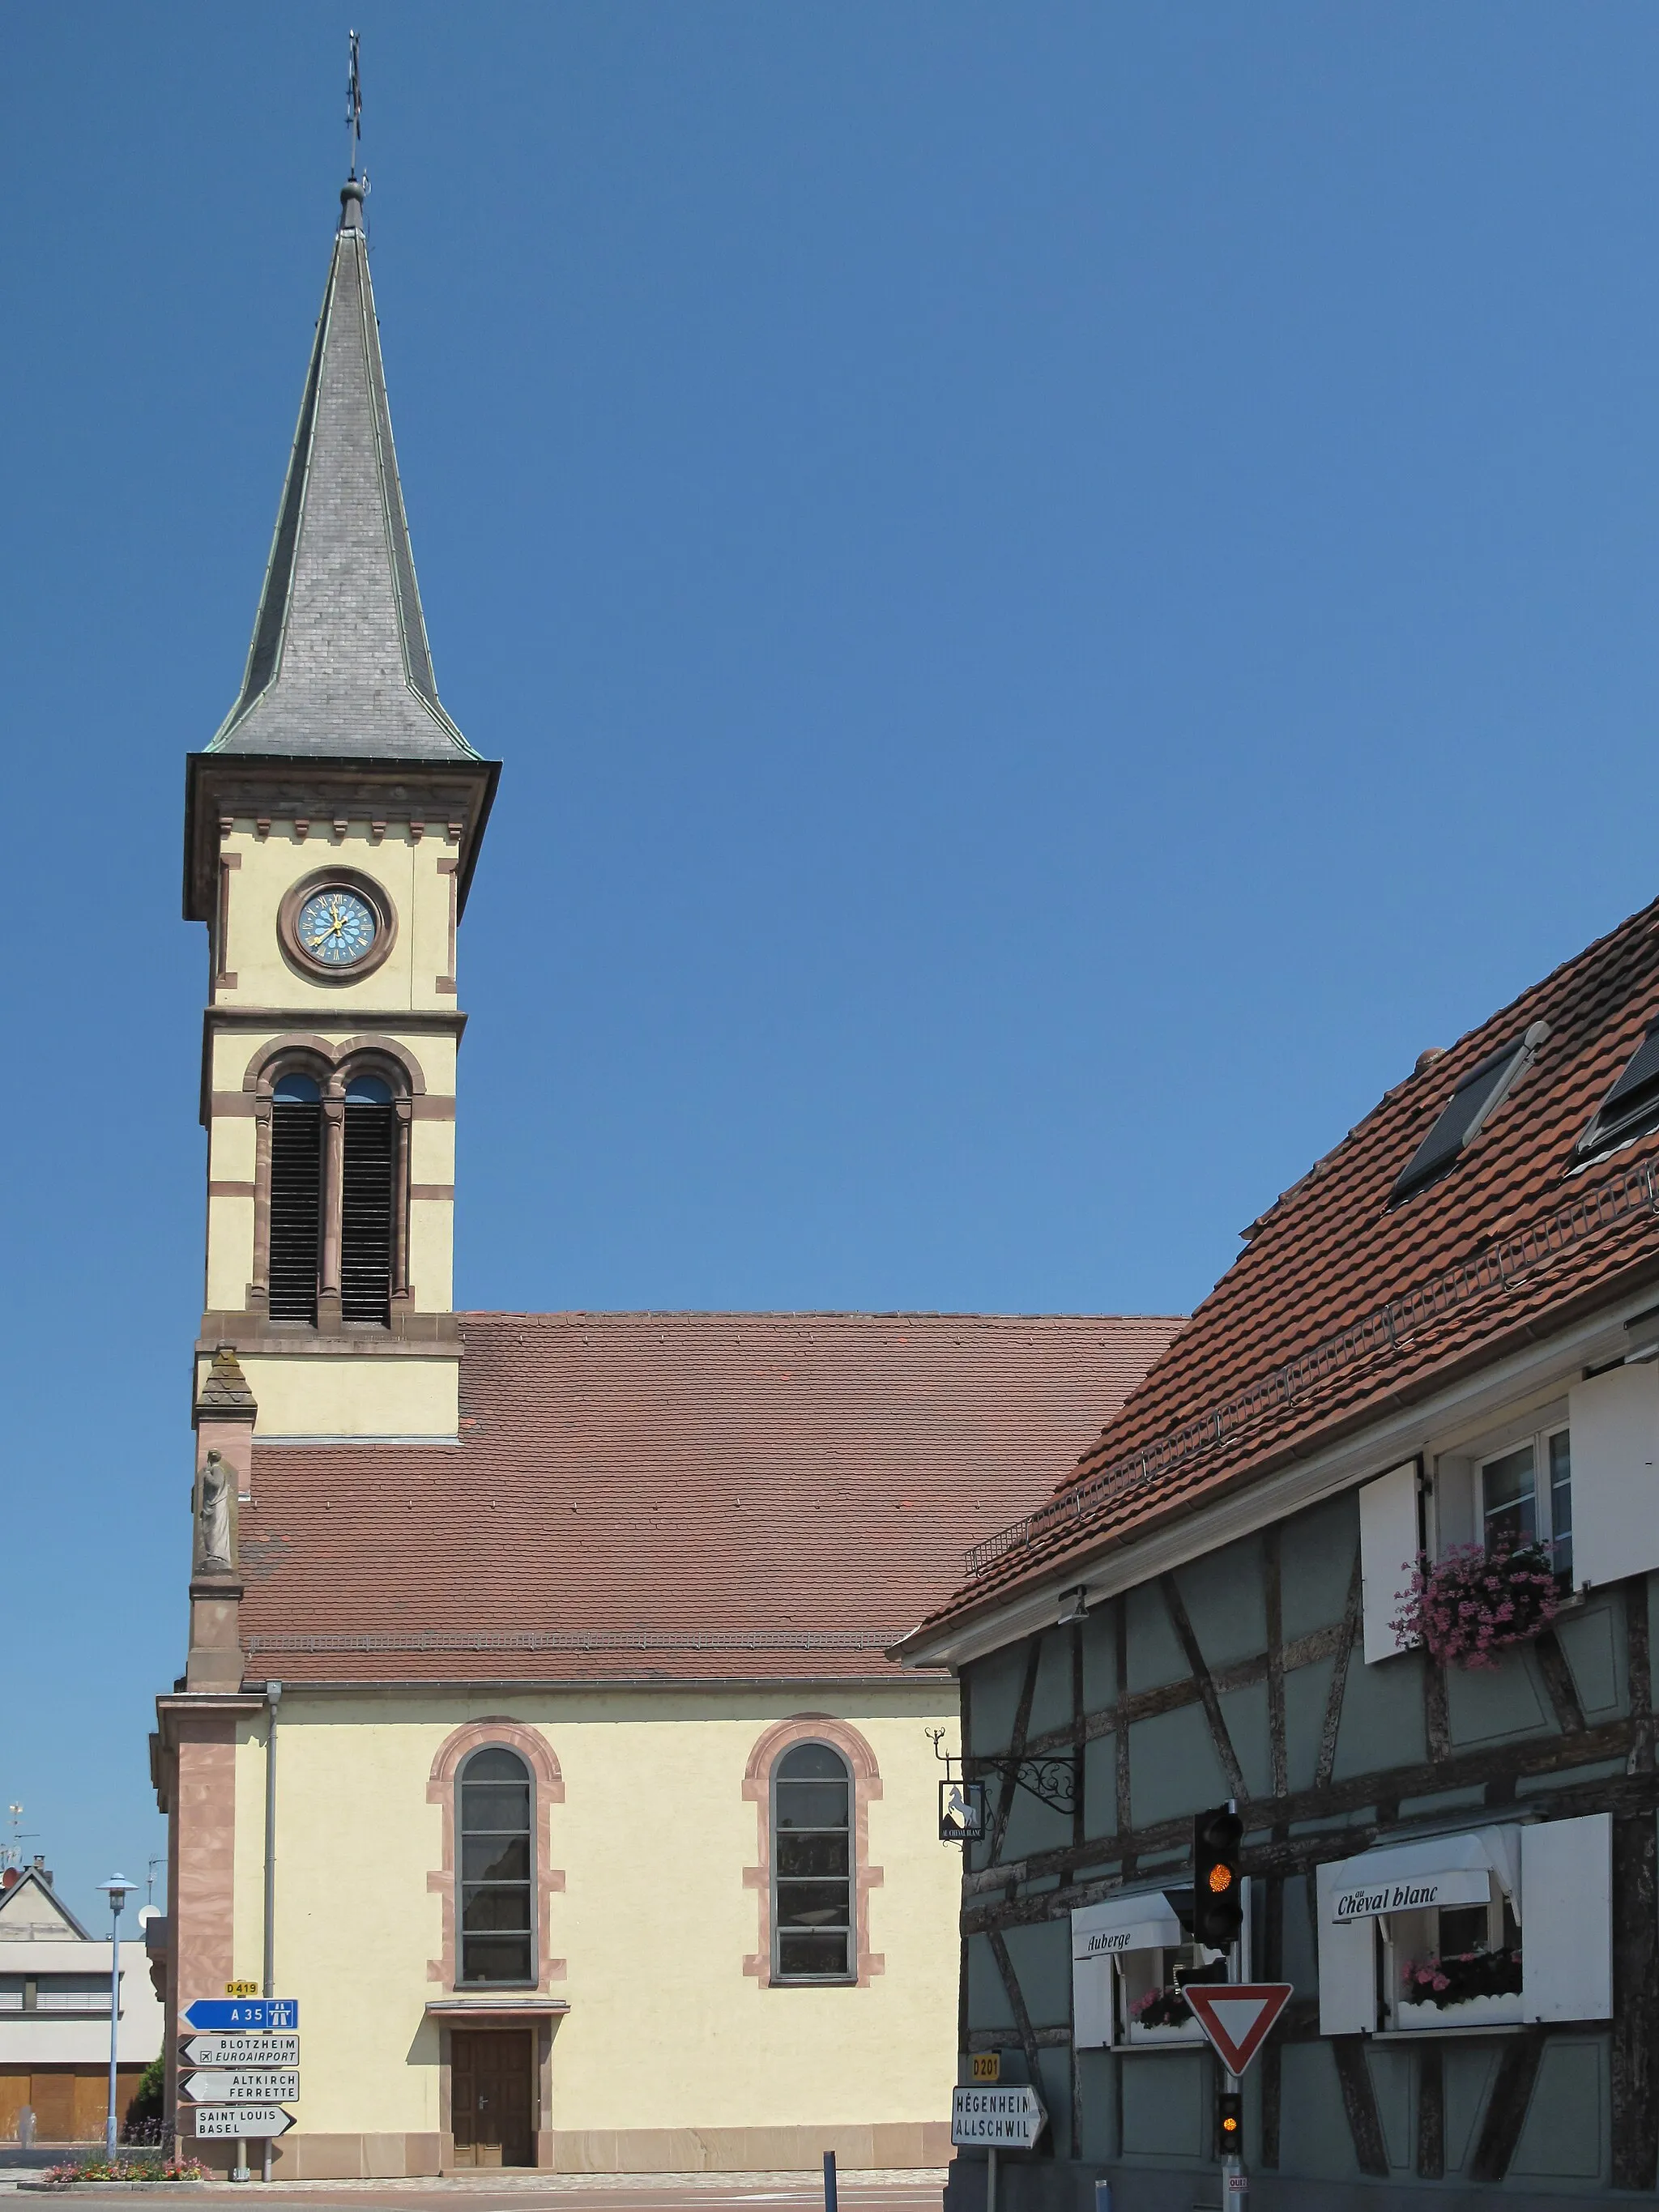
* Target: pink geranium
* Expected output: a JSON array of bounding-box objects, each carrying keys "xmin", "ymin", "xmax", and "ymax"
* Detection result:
[{"xmin": 1390, "ymin": 1542, "xmax": 1559, "ymax": 1670}]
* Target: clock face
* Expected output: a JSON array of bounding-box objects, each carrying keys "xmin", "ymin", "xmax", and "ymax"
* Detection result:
[{"xmin": 296, "ymin": 886, "xmax": 379, "ymax": 968}]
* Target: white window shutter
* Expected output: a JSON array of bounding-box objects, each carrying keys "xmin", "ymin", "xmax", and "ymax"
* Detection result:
[
  {"xmin": 1358, "ymin": 1462, "xmax": 1421, "ymax": 1664},
  {"xmin": 1520, "ymin": 1813, "xmax": 1613, "ymax": 2022},
  {"xmin": 1072, "ymin": 1954, "xmax": 1114, "ymax": 2049},
  {"xmin": 1569, "ymin": 1361, "xmax": 1659, "ymax": 1590},
  {"xmin": 1315, "ymin": 1860, "xmax": 1378, "ymax": 2035}
]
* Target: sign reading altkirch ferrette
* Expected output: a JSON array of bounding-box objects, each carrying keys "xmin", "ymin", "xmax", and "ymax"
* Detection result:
[
  {"xmin": 951, "ymin": 2084, "xmax": 1048, "ymax": 2148},
  {"xmin": 183, "ymin": 2070, "xmax": 301, "ymax": 2105}
]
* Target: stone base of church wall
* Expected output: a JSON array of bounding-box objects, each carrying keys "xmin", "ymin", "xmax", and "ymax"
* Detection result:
[
  {"xmin": 549, "ymin": 2121, "xmax": 953, "ymax": 2172},
  {"xmin": 262, "ymin": 2123, "xmax": 949, "ymax": 2179},
  {"xmin": 267, "ymin": 2132, "xmax": 442, "ymax": 2180}
]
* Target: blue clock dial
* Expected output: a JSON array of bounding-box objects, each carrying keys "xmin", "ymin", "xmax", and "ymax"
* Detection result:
[{"xmin": 296, "ymin": 887, "xmax": 378, "ymax": 967}]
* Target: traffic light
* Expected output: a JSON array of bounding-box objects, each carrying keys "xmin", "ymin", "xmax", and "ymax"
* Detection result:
[
  {"xmin": 1217, "ymin": 2091, "xmax": 1243, "ymax": 2153},
  {"xmin": 1192, "ymin": 1805, "xmax": 1244, "ymax": 1948}
]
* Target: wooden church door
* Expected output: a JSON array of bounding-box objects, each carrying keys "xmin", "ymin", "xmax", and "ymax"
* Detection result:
[{"xmin": 450, "ymin": 2030, "xmax": 533, "ymax": 2167}]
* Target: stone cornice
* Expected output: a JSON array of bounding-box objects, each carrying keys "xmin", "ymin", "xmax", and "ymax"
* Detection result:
[{"xmin": 183, "ymin": 751, "xmax": 500, "ymax": 927}]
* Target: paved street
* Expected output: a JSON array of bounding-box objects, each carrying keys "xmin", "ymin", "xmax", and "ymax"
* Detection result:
[{"xmin": 0, "ymin": 2172, "xmax": 948, "ymax": 2212}]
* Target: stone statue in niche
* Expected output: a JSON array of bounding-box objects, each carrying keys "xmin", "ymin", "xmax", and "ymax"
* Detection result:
[{"xmin": 195, "ymin": 1449, "xmax": 234, "ymax": 1575}]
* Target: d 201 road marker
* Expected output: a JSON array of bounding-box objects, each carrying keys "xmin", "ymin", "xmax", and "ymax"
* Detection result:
[{"xmin": 1182, "ymin": 1982, "xmax": 1294, "ymax": 2075}]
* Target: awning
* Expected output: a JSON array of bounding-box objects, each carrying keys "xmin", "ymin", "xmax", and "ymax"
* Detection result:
[
  {"xmin": 1320, "ymin": 1826, "xmax": 1521, "ymax": 1928},
  {"xmin": 1072, "ymin": 1889, "xmax": 1185, "ymax": 1960},
  {"xmin": 424, "ymin": 1999, "xmax": 570, "ymax": 2020}
]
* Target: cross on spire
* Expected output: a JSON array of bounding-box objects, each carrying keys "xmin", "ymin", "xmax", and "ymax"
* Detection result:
[{"xmin": 346, "ymin": 29, "xmax": 363, "ymax": 180}]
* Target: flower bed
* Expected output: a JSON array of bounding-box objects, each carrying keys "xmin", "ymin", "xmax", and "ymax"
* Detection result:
[
  {"xmin": 1391, "ymin": 1542, "xmax": 1560, "ymax": 1669},
  {"xmin": 37, "ymin": 2159, "xmax": 205, "ymax": 2187}
]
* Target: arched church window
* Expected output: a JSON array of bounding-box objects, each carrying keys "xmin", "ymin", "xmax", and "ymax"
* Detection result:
[
  {"xmin": 772, "ymin": 1742, "xmax": 854, "ymax": 1982},
  {"xmin": 267, "ymin": 1073, "xmax": 322, "ymax": 1323},
  {"xmin": 341, "ymin": 1074, "xmax": 394, "ymax": 1325},
  {"xmin": 458, "ymin": 1747, "xmax": 533, "ymax": 1985}
]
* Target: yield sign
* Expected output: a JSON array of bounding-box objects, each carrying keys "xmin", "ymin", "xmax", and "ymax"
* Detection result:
[{"xmin": 1182, "ymin": 1983, "xmax": 1293, "ymax": 2074}]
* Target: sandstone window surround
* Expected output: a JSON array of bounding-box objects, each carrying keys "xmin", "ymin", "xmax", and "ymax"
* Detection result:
[
  {"xmin": 742, "ymin": 1715, "xmax": 884, "ymax": 1990},
  {"xmin": 241, "ymin": 1035, "xmax": 424, "ymax": 1332},
  {"xmin": 426, "ymin": 1720, "xmax": 565, "ymax": 1996}
]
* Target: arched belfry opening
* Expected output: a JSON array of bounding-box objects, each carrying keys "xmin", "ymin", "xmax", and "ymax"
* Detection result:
[
  {"xmin": 341, "ymin": 1075, "xmax": 395, "ymax": 1325},
  {"xmin": 268, "ymin": 1072, "xmax": 323, "ymax": 1323}
]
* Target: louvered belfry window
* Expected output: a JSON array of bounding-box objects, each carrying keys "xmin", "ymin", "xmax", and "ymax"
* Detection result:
[
  {"xmin": 267, "ymin": 1074, "xmax": 323, "ymax": 1322},
  {"xmin": 341, "ymin": 1076, "xmax": 394, "ymax": 1324}
]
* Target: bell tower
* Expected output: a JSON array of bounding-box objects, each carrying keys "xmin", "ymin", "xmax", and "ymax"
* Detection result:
[{"xmin": 183, "ymin": 177, "xmax": 498, "ymax": 1446}]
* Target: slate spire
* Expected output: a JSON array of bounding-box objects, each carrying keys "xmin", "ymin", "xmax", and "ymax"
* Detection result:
[{"xmin": 210, "ymin": 180, "xmax": 476, "ymax": 761}]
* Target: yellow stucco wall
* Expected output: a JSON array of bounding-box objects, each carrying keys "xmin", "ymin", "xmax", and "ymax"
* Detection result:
[
  {"xmin": 215, "ymin": 824, "xmax": 456, "ymax": 1016},
  {"xmin": 224, "ymin": 1684, "xmax": 962, "ymax": 2150},
  {"xmin": 216, "ymin": 1354, "xmax": 460, "ymax": 1438}
]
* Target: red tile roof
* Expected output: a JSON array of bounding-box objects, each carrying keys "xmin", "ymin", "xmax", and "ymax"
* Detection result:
[
  {"xmin": 237, "ymin": 1310, "xmax": 1181, "ymax": 1683},
  {"xmin": 915, "ymin": 894, "xmax": 1659, "ymax": 1640}
]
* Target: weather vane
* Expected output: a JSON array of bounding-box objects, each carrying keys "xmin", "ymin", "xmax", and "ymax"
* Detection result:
[{"xmin": 346, "ymin": 29, "xmax": 364, "ymax": 180}]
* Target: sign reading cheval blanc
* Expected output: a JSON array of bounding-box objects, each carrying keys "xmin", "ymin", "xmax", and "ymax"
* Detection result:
[
  {"xmin": 952, "ymin": 2083, "xmax": 1048, "ymax": 2148},
  {"xmin": 1328, "ymin": 1865, "xmax": 1490, "ymax": 1923}
]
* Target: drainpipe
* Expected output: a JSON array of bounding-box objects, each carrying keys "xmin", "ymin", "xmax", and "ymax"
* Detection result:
[{"xmin": 261, "ymin": 1682, "xmax": 282, "ymax": 2184}]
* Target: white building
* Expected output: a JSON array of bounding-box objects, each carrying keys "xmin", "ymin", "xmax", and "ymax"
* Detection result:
[{"xmin": 0, "ymin": 1865, "xmax": 164, "ymax": 2144}]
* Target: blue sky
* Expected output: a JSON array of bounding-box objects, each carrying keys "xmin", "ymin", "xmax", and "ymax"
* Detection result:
[{"xmin": 3, "ymin": 4, "xmax": 1659, "ymax": 1920}]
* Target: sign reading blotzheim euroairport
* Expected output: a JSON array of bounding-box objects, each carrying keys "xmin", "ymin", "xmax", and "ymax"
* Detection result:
[{"xmin": 951, "ymin": 2083, "xmax": 1048, "ymax": 2148}]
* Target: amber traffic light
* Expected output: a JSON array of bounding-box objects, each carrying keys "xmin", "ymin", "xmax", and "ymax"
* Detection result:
[
  {"xmin": 1218, "ymin": 2091, "xmax": 1243, "ymax": 2150},
  {"xmin": 1192, "ymin": 1805, "xmax": 1244, "ymax": 1947}
]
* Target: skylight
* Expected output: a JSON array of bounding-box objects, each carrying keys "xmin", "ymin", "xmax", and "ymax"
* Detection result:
[
  {"xmin": 1577, "ymin": 1018, "xmax": 1659, "ymax": 1161},
  {"xmin": 1389, "ymin": 1021, "xmax": 1549, "ymax": 1207}
]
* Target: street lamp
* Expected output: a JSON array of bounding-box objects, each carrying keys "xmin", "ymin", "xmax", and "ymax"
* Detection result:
[{"xmin": 96, "ymin": 1877, "xmax": 133, "ymax": 2161}]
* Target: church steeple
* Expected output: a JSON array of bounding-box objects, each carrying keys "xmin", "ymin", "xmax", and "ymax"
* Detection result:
[
  {"xmin": 211, "ymin": 180, "xmax": 475, "ymax": 763},
  {"xmin": 181, "ymin": 169, "xmax": 496, "ymax": 1453}
]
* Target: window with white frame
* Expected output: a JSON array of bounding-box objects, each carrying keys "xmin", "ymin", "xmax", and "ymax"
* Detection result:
[
  {"xmin": 1316, "ymin": 1815, "xmax": 1613, "ymax": 2037},
  {"xmin": 1071, "ymin": 1891, "xmax": 1227, "ymax": 2051},
  {"xmin": 1478, "ymin": 1422, "xmax": 1572, "ymax": 1580}
]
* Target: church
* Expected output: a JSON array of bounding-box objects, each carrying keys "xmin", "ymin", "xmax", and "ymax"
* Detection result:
[{"xmin": 147, "ymin": 172, "xmax": 1179, "ymax": 2180}]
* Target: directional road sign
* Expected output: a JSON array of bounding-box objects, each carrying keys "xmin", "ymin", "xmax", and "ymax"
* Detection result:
[
  {"xmin": 951, "ymin": 2083, "xmax": 1048, "ymax": 2149},
  {"xmin": 188, "ymin": 2106, "xmax": 294, "ymax": 2140},
  {"xmin": 183, "ymin": 1998, "xmax": 298, "ymax": 2032},
  {"xmin": 184, "ymin": 2070, "xmax": 300, "ymax": 2105},
  {"xmin": 1183, "ymin": 1983, "xmax": 1294, "ymax": 2076},
  {"xmin": 181, "ymin": 2034, "xmax": 299, "ymax": 2069}
]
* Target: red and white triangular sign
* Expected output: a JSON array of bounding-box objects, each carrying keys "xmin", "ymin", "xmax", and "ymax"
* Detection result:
[{"xmin": 1182, "ymin": 1983, "xmax": 1294, "ymax": 2075}]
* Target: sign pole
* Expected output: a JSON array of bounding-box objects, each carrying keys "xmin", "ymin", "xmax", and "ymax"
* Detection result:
[
  {"xmin": 1225, "ymin": 1806, "xmax": 1246, "ymax": 2212},
  {"xmin": 987, "ymin": 2145, "xmax": 997, "ymax": 2212}
]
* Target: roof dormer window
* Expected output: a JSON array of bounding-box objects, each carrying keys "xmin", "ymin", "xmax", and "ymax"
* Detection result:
[
  {"xmin": 1388, "ymin": 1021, "xmax": 1549, "ymax": 1208},
  {"xmin": 1576, "ymin": 1017, "xmax": 1659, "ymax": 1161}
]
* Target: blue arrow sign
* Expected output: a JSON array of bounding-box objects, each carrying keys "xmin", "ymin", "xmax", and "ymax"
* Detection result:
[{"xmin": 183, "ymin": 1999, "xmax": 299, "ymax": 2031}]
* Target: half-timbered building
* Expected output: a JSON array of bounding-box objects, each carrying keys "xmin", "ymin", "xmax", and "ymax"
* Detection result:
[{"xmin": 901, "ymin": 902, "xmax": 1659, "ymax": 2209}]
